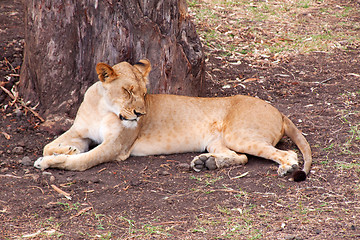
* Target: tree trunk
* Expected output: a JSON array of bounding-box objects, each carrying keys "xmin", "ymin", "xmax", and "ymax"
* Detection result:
[{"xmin": 20, "ymin": 0, "xmax": 204, "ymax": 118}]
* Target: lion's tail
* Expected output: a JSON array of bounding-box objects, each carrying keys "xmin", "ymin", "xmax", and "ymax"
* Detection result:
[{"xmin": 283, "ymin": 115, "xmax": 312, "ymax": 182}]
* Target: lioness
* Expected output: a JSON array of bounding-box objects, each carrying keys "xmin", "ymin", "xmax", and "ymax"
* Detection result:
[{"xmin": 34, "ymin": 59, "xmax": 312, "ymax": 181}]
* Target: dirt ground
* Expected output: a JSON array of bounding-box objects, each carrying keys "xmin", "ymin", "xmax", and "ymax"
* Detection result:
[{"xmin": 1, "ymin": 1, "xmax": 360, "ymax": 239}]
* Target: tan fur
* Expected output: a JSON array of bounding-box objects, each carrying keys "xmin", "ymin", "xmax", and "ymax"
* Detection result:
[{"xmin": 34, "ymin": 60, "xmax": 312, "ymax": 178}]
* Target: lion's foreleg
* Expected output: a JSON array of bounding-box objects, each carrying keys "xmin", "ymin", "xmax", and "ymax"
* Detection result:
[
  {"xmin": 35, "ymin": 119, "xmax": 140, "ymax": 171},
  {"xmin": 35, "ymin": 141, "xmax": 119, "ymax": 171}
]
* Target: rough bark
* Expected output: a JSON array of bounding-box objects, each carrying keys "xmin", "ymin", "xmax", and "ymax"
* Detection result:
[{"xmin": 20, "ymin": 0, "xmax": 204, "ymax": 118}]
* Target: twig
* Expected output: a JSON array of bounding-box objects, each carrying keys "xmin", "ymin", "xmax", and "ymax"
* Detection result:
[
  {"xmin": 24, "ymin": 105, "xmax": 44, "ymax": 121},
  {"xmin": 0, "ymin": 207, "xmax": 8, "ymax": 213},
  {"xmin": 0, "ymin": 86, "xmax": 45, "ymax": 122},
  {"xmin": 152, "ymin": 221, "xmax": 187, "ymax": 226},
  {"xmin": 230, "ymin": 171, "xmax": 249, "ymax": 179},
  {"xmin": 51, "ymin": 184, "xmax": 72, "ymax": 200},
  {"xmin": 279, "ymin": 66, "xmax": 296, "ymax": 81},
  {"xmin": 9, "ymin": 73, "xmax": 20, "ymax": 77},
  {"xmin": 4, "ymin": 57, "xmax": 17, "ymax": 73},
  {"xmin": 140, "ymin": 166, "xmax": 148, "ymax": 173},
  {"xmin": 208, "ymin": 188, "xmax": 245, "ymax": 194},
  {"xmin": 70, "ymin": 206, "xmax": 93, "ymax": 219},
  {"xmin": 29, "ymin": 186, "xmax": 45, "ymax": 194},
  {"xmin": 1, "ymin": 131, "xmax": 11, "ymax": 139},
  {"xmin": 320, "ymin": 77, "xmax": 334, "ymax": 84},
  {"xmin": 1, "ymin": 86, "xmax": 17, "ymax": 105},
  {"xmin": 346, "ymin": 73, "xmax": 360, "ymax": 77},
  {"xmin": 227, "ymin": 165, "xmax": 245, "ymax": 179},
  {"xmin": 0, "ymin": 174, "xmax": 22, "ymax": 179},
  {"xmin": 22, "ymin": 230, "xmax": 43, "ymax": 238}
]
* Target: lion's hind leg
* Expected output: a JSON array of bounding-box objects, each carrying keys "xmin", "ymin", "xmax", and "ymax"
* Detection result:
[
  {"xmin": 227, "ymin": 140, "xmax": 300, "ymax": 177},
  {"xmin": 191, "ymin": 138, "xmax": 248, "ymax": 172}
]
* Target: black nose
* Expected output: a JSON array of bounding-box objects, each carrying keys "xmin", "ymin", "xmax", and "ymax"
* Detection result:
[{"xmin": 134, "ymin": 110, "xmax": 144, "ymax": 117}]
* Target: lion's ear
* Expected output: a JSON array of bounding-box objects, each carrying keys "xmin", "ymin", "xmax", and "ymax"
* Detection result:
[
  {"xmin": 96, "ymin": 63, "xmax": 117, "ymax": 82},
  {"xmin": 134, "ymin": 59, "xmax": 151, "ymax": 81}
]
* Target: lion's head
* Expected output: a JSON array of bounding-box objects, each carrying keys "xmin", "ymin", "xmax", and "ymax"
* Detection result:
[{"xmin": 95, "ymin": 59, "xmax": 151, "ymax": 127}]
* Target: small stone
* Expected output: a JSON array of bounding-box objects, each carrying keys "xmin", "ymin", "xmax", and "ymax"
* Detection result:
[
  {"xmin": 14, "ymin": 109, "xmax": 23, "ymax": 117},
  {"xmin": 32, "ymin": 174, "xmax": 40, "ymax": 182},
  {"xmin": 12, "ymin": 146, "xmax": 24, "ymax": 155},
  {"xmin": 177, "ymin": 163, "xmax": 190, "ymax": 171},
  {"xmin": 42, "ymin": 171, "xmax": 52, "ymax": 175},
  {"xmin": 1, "ymin": 167, "xmax": 9, "ymax": 173},
  {"xmin": 351, "ymin": 225, "xmax": 356, "ymax": 230},
  {"xmin": 159, "ymin": 170, "xmax": 170, "ymax": 176},
  {"xmin": 284, "ymin": 235, "xmax": 295, "ymax": 240},
  {"xmin": 280, "ymin": 89, "xmax": 287, "ymax": 95},
  {"xmin": 21, "ymin": 156, "xmax": 33, "ymax": 166},
  {"xmin": 130, "ymin": 179, "xmax": 141, "ymax": 186},
  {"xmin": 18, "ymin": 140, "xmax": 26, "ymax": 147},
  {"xmin": 49, "ymin": 176, "xmax": 56, "ymax": 182}
]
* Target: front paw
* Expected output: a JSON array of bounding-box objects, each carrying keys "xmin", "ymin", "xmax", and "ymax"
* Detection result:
[
  {"xmin": 44, "ymin": 145, "xmax": 80, "ymax": 156},
  {"xmin": 34, "ymin": 157, "xmax": 49, "ymax": 170},
  {"xmin": 34, "ymin": 155, "xmax": 67, "ymax": 170}
]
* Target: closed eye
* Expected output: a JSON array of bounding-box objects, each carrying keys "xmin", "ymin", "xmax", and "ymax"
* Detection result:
[{"xmin": 123, "ymin": 88, "xmax": 133, "ymax": 98}]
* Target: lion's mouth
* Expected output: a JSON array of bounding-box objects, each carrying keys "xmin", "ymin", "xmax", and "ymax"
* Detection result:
[
  {"xmin": 119, "ymin": 111, "xmax": 145, "ymax": 122},
  {"xmin": 119, "ymin": 115, "xmax": 138, "ymax": 122}
]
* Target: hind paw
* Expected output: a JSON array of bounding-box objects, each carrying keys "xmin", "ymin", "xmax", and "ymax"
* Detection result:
[
  {"xmin": 191, "ymin": 154, "xmax": 217, "ymax": 172},
  {"xmin": 278, "ymin": 163, "xmax": 299, "ymax": 177}
]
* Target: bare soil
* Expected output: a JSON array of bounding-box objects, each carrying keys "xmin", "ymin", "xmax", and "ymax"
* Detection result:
[{"xmin": 1, "ymin": 1, "xmax": 360, "ymax": 239}]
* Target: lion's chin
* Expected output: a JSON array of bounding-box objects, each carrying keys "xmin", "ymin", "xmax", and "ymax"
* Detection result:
[{"xmin": 120, "ymin": 116, "xmax": 139, "ymax": 128}]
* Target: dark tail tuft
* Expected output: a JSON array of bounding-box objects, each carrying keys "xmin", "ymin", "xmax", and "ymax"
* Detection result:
[{"xmin": 292, "ymin": 170, "xmax": 307, "ymax": 182}]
